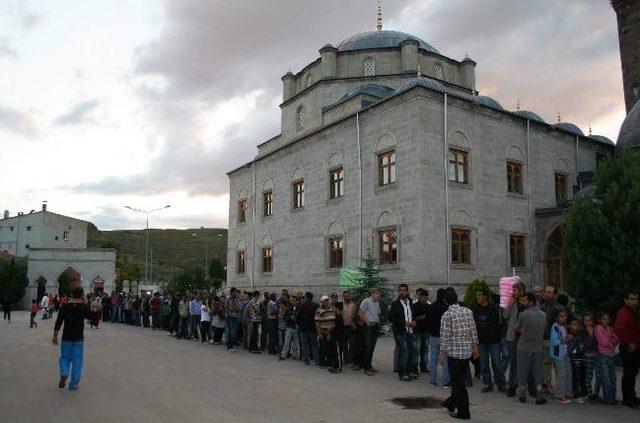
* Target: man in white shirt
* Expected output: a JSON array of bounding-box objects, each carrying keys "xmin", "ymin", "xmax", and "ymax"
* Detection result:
[{"xmin": 390, "ymin": 284, "xmax": 416, "ymax": 381}]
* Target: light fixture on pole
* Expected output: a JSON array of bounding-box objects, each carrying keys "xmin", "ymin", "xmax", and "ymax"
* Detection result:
[
  {"xmin": 124, "ymin": 205, "xmax": 171, "ymax": 285},
  {"xmin": 192, "ymin": 229, "xmax": 209, "ymax": 280}
]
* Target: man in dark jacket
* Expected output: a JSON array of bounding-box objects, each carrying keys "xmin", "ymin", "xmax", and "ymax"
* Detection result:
[
  {"xmin": 428, "ymin": 288, "xmax": 450, "ymax": 386},
  {"xmin": 297, "ymin": 292, "xmax": 319, "ymax": 365},
  {"xmin": 473, "ymin": 289, "xmax": 506, "ymax": 392},
  {"xmin": 390, "ymin": 284, "xmax": 416, "ymax": 381},
  {"xmin": 411, "ymin": 289, "xmax": 430, "ymax": 374}
]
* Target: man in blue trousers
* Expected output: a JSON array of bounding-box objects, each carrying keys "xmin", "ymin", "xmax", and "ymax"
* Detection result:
[{"xmin": 52, "ymin": 286, "xmax": 89, "ymax": 390}]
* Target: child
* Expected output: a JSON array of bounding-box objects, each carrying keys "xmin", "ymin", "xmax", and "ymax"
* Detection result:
[
  {"xmin": 29, "ymin": 299, "xmax": 39, "ymax": 328},
  {"xmin": 579, "ymin": 313, "xmax": 601, "ymax": 402},
  {"xmin": 550, "ymin": 309, "xmax": 572, "ymax": 403},
  {"xmin": 595, "ymin": 313, "xmax": 620, "ymax": 405},
  {"xmin": 567, "ymin": 317, "xmax": 586, "ymax": 404}
]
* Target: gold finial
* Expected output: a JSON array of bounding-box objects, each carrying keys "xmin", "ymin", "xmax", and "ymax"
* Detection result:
[
  {"xmin": 376, "ymin": 0, "xmax": 383, "ymax": 31},
  {"xmin": 516, "ymin": 99, "xmax": 520, "ymax": 111},
  {"xmin": 557, "ymin": 111, "xmax": 561, "ymax": 123},
  {"xmin": 417, "ymin": 65, "xmax": 422, "ymax": 78}
]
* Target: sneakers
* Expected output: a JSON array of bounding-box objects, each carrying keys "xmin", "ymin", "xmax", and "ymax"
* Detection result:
[
  {"xmin": 228, "ymin": 348, "xmax": 237, "ymax": 353},
  {"xmin": 58, "ymin": 375, "xmax": 67, "ymax": 389},
  {"xmin": 535, "ymin": 397, "xmax": 548, "ymax": 405},
  {"xmin": 518, "ymin": 394, "xmax": 527, "ymax": 404},
  {"xmin": 574, "ymin": 397, "xmax": 585, "ymax": 405},
  {"xmin": 365, "ymin": 369, "xmax": 375, "ymax": 376},
  {"xmin": 400, "ymin": 375, "xmax": 411, "ymax": 382}
]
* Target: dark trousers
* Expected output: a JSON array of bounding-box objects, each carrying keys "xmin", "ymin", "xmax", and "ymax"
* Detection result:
[
  {"xmin": 260, "ymin": 321, "xmax": 268, "ymax": 350},
  {"xmin": 189, "ymin": 315, "xmax": 200, "ymax": 339},
  {"xmin": 226, "ymin": 317, "xmax": 238, "ymax": 349},
  {"xmin": 102, "ymin": 307, "xmax": 110, "ymax": 322},
  {"xmin": 446, "ymin": 357, "xmax": 471, "ymax": 418},
  {"xmin": 142, "ymin": 311, "xmax": 150, "ymax": 328},
  {"xmin": 393, "ymin": 331, "xmax": 414, "ymax": 378},
  {"xmin": 29, "ymin": 312, "xmax": 37, "ymax": 328},
  {"xmin": 571, "ymin": 358, "xmax": 587, "ymax": 398},
  {"xmin": 213, "ymin": 326, "xmax": 224, "ymax": 343},
  {"xmin": 249, "ymin": 321, "xmax": 261, "ymax": 351},
  {"xmin": 266, "ymin": 319, "xmax": 278, "ymax": 353},
  {"xmin": 151, "ymin": 312, "xmax": 160, "ymax": 329},
  {"xmin": 3, "ymin": 307, "xmax": 11, "ymax": 321},
  {"xmin": 200, "ymin": 321, "xmax": 211, "ymax": 342},
  {"xmin": 300, "ymin": 331, "xmax": 319, "ymax": 364},
  {"xmin": 178, "ymin": 316, "xmax": 189, "ymax": 338},
  {"xmin": 341, "ymin": 326, "xmax": 355, "ymax": 364},
  {"xmin": 620, "ymin": 344, "xmax": 640, "ymax": 403},
  {"xmin": 363, "ymin": 324, "xmax": 380, "ymax": 370},
  {"xmin": 318, "ymin": 332, "xmax": 338, "ymax": 368}
]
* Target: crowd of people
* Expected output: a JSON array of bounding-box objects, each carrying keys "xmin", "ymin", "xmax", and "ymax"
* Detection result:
[{"xmin": 25, "ymin": 283, "xmax": 640, "ymax": 419}]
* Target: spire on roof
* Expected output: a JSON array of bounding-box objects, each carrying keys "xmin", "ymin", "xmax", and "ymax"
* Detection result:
[
  {"xmin": 417, "ymin": 64, "xmax": 422, "ymax": 78},
  {"xmin": 376, "ymin": 0, "xmax": 383, "ymax": 31},
  {"xmin": 589, "ymin": 124, "xmax": 593, "ymax": 136},
  {"xmin": 516, "ymin": 99, "xmax": 520, "ymax": 111},
  {"xmin": 557, "ymin": 111, "xmax": 561, "ymax": 123}
]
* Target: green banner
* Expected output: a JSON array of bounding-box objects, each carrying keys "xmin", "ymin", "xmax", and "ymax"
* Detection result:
[{"xmin": 339, "ymin": 267, "xmax": 365, "ymax": 289}]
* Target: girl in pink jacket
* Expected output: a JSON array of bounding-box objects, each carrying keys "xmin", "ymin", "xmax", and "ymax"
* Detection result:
[{"xmin": 595, "ymin": 313, "xmax": 620, "ymax": 405}]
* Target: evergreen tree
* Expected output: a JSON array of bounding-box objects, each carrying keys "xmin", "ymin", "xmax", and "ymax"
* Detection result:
[
  {"xmin": 563, "ymin": 149, "xmax": 640, "ymax": 314},
  {"xmin": 0, "ymin": 258, "xmax": 28, "ymax": 302},
  {"xmin": 353, "ymin": 250, "xmax": 392, "ymax": 321},
  {"xmin": 462, "ymin": 278, "xmax": 491, "ymax": 308}
]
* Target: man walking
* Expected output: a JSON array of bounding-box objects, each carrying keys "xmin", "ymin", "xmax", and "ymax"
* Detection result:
[
  {"xmin": 390, "ymin": 284, "xmax": 416, "ymax": 381},
  {"xmin": 473, "ymin": 288, "xmax": 506, "ymax": 393},
  {"xmin": 615, "ymin": 290, "xmax": 640, "ymax": 408},
  {"xmin": 52, "ymin": 286, "xmax": 89, "ymax": 390},
  {"xmin": 359, "ymin": 288, "xmax": 382, "ymax": 376},
  {"xmin": 439, "ymin": 287, "xmax": 478, "ymax": 420},
  {"xmin": 2, "ymin": 294, "xmax": 11, "ymax": 323}
]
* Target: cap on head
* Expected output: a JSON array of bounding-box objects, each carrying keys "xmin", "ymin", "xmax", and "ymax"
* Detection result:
[{"xmin": 320, "ymin": 295, "xmax": 330, "ymax": 302}]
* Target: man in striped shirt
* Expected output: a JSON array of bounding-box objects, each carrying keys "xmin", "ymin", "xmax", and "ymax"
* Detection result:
[{"xmin": 439, "ymin": 287, "xmax": 478, "ymax": 420}]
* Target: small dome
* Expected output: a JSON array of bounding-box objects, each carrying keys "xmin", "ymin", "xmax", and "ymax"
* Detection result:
[
  {"xmin": 589, "ymin": 135, "xmax": 614, "ymax": 146},
  {"xmin": 337, "ymin": 30, "xmax": 439, "ymax": 54},
  {"xmin": 554, "ymin": 122, "xmax": 585, "ymax": 136},
  {"xmin": 394, "ymin": 77, "xmax": 445, "ymax": 95},
  {"xmin": 514, "ymin": 110, "xmax": 546, "ymax": 123},
  {"xmin": 474, "ymin": 95, "xmax": 503, "ymax": 110},
  {"xmin": 616, "ymin": 101, "xmax": 640, "ymax": 152},
  {"xmin": 338, "ymin": 83, "xmax": 395, "ymax": 102}
]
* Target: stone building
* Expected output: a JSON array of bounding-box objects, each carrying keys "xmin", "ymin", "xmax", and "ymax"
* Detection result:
[{"xmin": 226, "ymin": 26, "xmax": 614, "ymax": 294}]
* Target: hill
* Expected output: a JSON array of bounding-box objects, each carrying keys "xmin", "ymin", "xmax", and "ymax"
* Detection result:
[{"xmin": 87, "ymin": 224, "xmax": 227, "ymax": 283}]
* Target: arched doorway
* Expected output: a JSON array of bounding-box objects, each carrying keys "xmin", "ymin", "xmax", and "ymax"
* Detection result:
[
  {"xmin": 58, "ymin": 267, "xmax": 81, "ymax": 297},
  {"xmin": 36, "ymin": 276, "xmax": 47, "ymax": 301},
  {"xmin": 544, "ymin": 226, "xmax": 564, "ymax": 288}
]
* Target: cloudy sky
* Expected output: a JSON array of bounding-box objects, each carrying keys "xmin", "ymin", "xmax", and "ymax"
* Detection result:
[{"xmin": 0, "ymin": 0, "xmax": 626, "ymax": 230}]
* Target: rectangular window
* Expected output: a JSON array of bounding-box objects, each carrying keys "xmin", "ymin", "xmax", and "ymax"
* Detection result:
[
  {"xmin": 63, "ymin": 231, "xmax": 70, "ymax": 241},
  {"xmin": 378, "ymin": 150, "xmax": 396, "ymax": 186},
  {"xmin": 329, "ymin": 167, "xmax": 344, "ymax": 199},
  {"xmin": 378, "ymin": 228, "xmax": 397, "ymax": 264},
  {"xmin": 451, "ymin": 228, "xmax": 471, "ymax": 264},
  {"xmin": 448, "ymin": 148, "xmax": 469, "ymax": 184},
  {"xmin": 263, "ymin": 191, "xmax": 273, "ymax": 217},
  {"xmin": 238, "ymin": 199, "xmax": 247, "ymax": 223},
  {"xmin": 237, "ymin": 250, "xmax": 246, "ymax": 274},
  {"xmin": 292, "ymin": 180, "xmax": 305, "ymax": 209},
  {"xmin": 554, "ymin": 173, "xmax": 567, "ymax": 205},
  {"xmin": 329, "ymin": 236, "xmax": 344, "ymax": 269},
  {"xmin": 507, "ymin": 161, "xmax": 523, "ymax": 194},
  {"xmin": 509, "ymin": 235, "xmax": 526, "ymax": 268},
  {"xmin": 262, "ymin": 246, "xmax": 272, "ymax": 273}
]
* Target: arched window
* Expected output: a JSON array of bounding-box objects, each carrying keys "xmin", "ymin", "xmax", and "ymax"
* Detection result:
[
  {"xmin": 434, "ymin": 64, "xmax": 443, "ymax": 80},
  {"xmin": 297, "ymin": 106, "xmax": 307, "ymax": 131},
  {"xmin": 306, "ymin": 73, "xmax": 314, "ymax": 87},
  {"xmin": 363, "ymin": 57, "xmax": 376, "ymax": 77}
]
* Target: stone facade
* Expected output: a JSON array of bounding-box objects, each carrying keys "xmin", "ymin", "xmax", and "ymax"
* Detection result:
[
  {"xmin": 227, "ymin": 29, "xmax": 614, "ymax": 295},
  {"xmin": 612, "ymin": 0, "xmax": 640, "ymax": 112}
]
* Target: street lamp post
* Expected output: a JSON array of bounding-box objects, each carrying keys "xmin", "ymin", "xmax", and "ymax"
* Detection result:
[{"xmin": 124, "ymin": 205, "xmax": 170, "ymax": 285}]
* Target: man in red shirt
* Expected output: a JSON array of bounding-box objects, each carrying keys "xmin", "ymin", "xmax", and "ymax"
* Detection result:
[{"xmin": 615, "ymin": 290, "xmax": 640, "ymax": 408}]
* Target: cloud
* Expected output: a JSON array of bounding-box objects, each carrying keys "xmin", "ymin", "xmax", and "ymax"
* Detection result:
[
  {"xmin": 71, "ymin": 0, "xmax": 624, "ymax": 202},
  {"xmin": 54, "ymin": 99, "xmax": 100, "ymax": 125},
  {"xmin": 0, "ymin": 105, "xmax": 39, "ymax": 138},
  {"xmin": 0, "ymin": 37, "xmax": 18, "ymax": 59},
  {"xmin": 22, "ymin": 12, "xmax": 45, "ymax": 32}
]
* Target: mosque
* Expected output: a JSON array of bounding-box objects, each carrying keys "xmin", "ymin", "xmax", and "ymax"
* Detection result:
[{"xmin": 226, "ymin": 2, "xmax": 639, "ymax": 294}]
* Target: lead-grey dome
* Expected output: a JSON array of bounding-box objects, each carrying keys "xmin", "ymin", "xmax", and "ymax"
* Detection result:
[
  {"xmin": 394, "ymin": 77, "xmax": 445, "ymax": 95},
  {"xmin": 338, "ymin": 83, "xmax": 395, "ymax": 102},
  {"xmin": 474, "ymin": 95, "xmax": 503, "ymax": 110},
  {"xmin": 589, "ymin": 135, "xmax": 614, "ymax": 146},
  {"xmin": 616, "ymin": 101, "xmax": 640, "ymax": 152},
  {"xmin": 554, "ymin": 122, "xmax": 584, "ymax": 136},
  {"xmin": 514, "ymin": 110, "xmax": 546, "ymax": 123},
  {"xmin": 337, "ymin": 30, "xmax": 439, "ymax": 54}
]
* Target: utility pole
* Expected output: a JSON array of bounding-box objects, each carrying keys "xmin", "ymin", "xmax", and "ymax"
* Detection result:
[{"xmin": 124, "ymin": 205, "xmax": 170, "ymax": 285}]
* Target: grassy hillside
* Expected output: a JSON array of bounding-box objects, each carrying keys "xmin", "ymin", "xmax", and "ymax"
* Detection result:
[{"xmin": 87, "ymin": 224, "xmax": 227, "ymax": 282}]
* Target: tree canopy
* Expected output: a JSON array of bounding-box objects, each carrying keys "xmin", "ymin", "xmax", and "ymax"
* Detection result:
[{"xmin": 0, "ymin": 258, "xmax": 28, "ymax": 301}]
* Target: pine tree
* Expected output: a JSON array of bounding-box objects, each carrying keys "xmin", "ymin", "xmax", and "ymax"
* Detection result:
[{"xmin": 353, "ymin": 250, "xmax": 392, "ymax": 321}]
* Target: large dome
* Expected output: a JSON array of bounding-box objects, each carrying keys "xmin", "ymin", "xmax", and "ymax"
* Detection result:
[
  {"xmin": 337, "ymin": 30, "xmax": 439, "ymax": 54},
  {"xmin": 616, "ymin": 101, "xmax": 640, "ymax": 152}
]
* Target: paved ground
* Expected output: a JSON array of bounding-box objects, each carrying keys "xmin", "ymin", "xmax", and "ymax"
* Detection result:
[{"xmin": 1, "ymin": 311, "xmax": 638, "ymax": 423}]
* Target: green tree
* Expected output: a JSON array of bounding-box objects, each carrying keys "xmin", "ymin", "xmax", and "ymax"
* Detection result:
[
  {"xmin": 0, "ymin": 258, "xmax": 28, "ymax": 302},
  {"xmin": 209, "ymin": 257, "xmax": 226, "ymax": 282},
  {"xmin": 353, "ymin": 250, "xmax": 392, "ymax": 321},
  {"xmin": 57, "ymin": 270, "xmax": 73, "ymax": 297},
  {"xmin": 563, "ymin": 149, "xmax": 640, "ymax": 315},
  {"xmin": 462, "ymin": 278, "xmax": 491, "ymax": 308}
]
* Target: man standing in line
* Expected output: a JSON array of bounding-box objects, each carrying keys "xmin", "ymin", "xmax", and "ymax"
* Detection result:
[
  {"xmin": 150, "ymin": 292, "xmax": 162, "ymax": 331},
  {"xmin": 315, "ymin": 295, "xmax": 338, "ymax": 371},
  {"xmin": 504, "ymin": 282, "xmax": 526, "ymax": 397},
  {"xmin": 188, "ymin": 293, "xmax": 201, "ymax": 340},
  {"xmin": 359, "ymin": 288, "xmax": 382, "ymax": 376},
  {"xmin": 411, "ymin": 288, "xmax": 430, "ymax": 376},
  {"xmin": 439, "ymin": 287, "xmax": 478, "ymax": 420},
  {"xmin": 540, "ymin": 284, "xmax": 564, "ymax": 389},
  {"xmin": 298, "ymin": 292, "xmax": 319, "ymax": 365},
  {"xmin": 473, "ymin": 288, "xmax": 506, "ymax": 393},
  {"xmin": 428, "ymin": 288, "xmax": 450, "ymax": 387},
  {"xmin": 615, "ymin": 290, "xmax": 640, "ymax": 408},
  {"xmin": 248, "ymin": 291, "xmax": 262, "ymax": 353},
  {"xmin": 52, "ymin": 286, "xmax": 89, "ymax": 391},
  {"xmin": 224, "ymin": 288, "xmax": 240, "ymax": 352},
  {"xmin": 266, "ymin": 293, "xmax": 279, "ymax": 355},
  {"xmin": 515, "ymin": 292, "xmax": 548, "ymax": 405},
  {"xmin": 390, "ymin": 284, "xmax": 416, "ymax": 381},
  {"xmin": 341, "ymin": 290, "xmax": 357, "ymax": 367}
]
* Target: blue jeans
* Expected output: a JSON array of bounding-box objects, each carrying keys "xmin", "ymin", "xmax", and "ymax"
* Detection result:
[
  {"xmin": 499, "ymin": 338, "xmax": 509, "ymax": 374},
  {"xmin": 478, "ymin": 342, "xmax": 506, "ymax": 388},
  {"xmin": 429, "ymin": 336, "xmax": 450, "ymax": 385},
  {"xmin": 597, "ymin": 354, "xmax": 617, "ymax": 404},
  {"xmin": 362, "ymin": 324, "xmax": 380, "ymax": 370},
  {"xmin": 225, "ymin": 317, "xmax": 238, "ymax": 349},
  {"xmin": 394, "ymin": 331, "xmax": 415, "ymax": 378},
  {"xmin": 59, "ymin": 341, "xmax": 83, "ymax": 388},
  {"xmin": 412, "ymin": 332, "xmax": 429, "ymax": 373}
]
